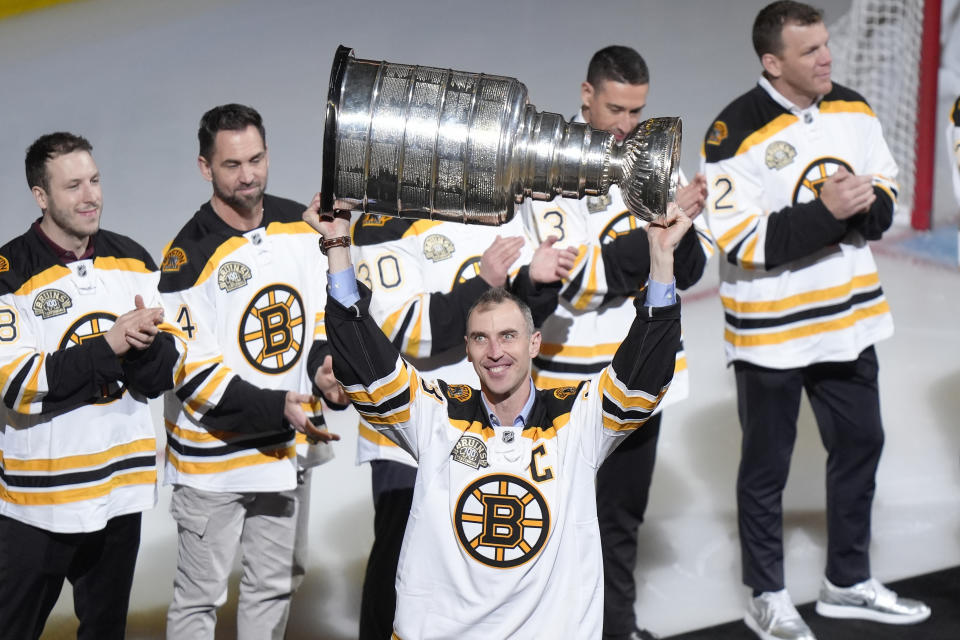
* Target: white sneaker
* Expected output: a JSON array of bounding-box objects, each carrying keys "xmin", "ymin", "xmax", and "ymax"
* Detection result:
[
  {"xmin": 744, "ymin": 589, "xmax": 817, "ymax": 640},
  {"xmin": 815, "ymin": 576, "xmax": 931, "ymax": 624}
]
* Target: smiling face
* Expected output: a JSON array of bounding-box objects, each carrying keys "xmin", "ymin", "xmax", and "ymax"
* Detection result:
[
  {"xmin": 581, "ymin": 79, "xmax": 649, "ymax": 142},
  {"xmin": 465, "ymin": 298, "xmax": 540, "ymax": 405},
  {"xmin": 199, "ymin": 124, "xmax": 269, "ymax": 216},
  {"xmin": 33, "ymin": 149, "xmax": 102, "ymax": 251},
  {"xmin": 763, "ymin": 20, "xmax": 832, "ymax": 108}
]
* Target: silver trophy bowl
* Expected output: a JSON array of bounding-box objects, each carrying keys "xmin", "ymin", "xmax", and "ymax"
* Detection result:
[{"xmin": 321, "ymin": 46, "xmax": 680, "ymax": 225}]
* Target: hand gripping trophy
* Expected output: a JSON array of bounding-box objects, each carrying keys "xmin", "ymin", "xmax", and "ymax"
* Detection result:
[{"xmin": 321, "ymin": 46, "xmax": 681, "ymax": 224}]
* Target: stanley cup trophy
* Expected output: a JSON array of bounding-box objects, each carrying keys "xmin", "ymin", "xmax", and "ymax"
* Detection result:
[{"xmin": 321, "ymin": 45, "xmax": 681, "ymax": 225}]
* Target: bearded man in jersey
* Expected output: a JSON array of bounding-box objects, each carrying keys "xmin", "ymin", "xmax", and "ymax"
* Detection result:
[
  {"xmin": 159, "ymin": 104, "xmax": 344, "ymax": 640},
  {"xmin": 305, "ymin": 196, "xmax": 689, "ymax": 639},
  {"xmin": 701, "ymin": 2, "xmax": 930, "ymax": 639}
]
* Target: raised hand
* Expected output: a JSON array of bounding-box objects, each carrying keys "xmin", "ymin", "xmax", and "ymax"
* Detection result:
[
  {"xmin": 528, "ymin": 236, "xmax": 579, "ymax": 284},
  {"xmin": 675, "ymin": 172, "xmax": 707, "ymax": 219},
  {"xmin": 478, "ymin": 235, "xmax": 525, "ymax": 287},
  {"xmin": 819, "ymin": 166, "xmax": 876, "ymax": 220},
  {"xmin": 647, "ymin": 203, "xmax": 693, "ymax": 284},
  {"xmin": 284, "ymin": 390, "xmax": 341, "ymax": 443}
]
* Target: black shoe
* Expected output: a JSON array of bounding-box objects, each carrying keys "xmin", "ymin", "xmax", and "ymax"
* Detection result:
[{"xmin": 629, "ymin": 629, "xmax": 660, "ymax": 640}]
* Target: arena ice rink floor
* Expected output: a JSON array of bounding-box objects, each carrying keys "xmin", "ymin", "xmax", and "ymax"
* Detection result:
[{"xmin": 1, "ymin": 0, "xmax": 959, "ymax": 637}]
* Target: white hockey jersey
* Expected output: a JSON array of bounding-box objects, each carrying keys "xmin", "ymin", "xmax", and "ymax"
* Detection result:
[
  {"xmin": 701, "ymin": 78, "xmax": 897, "ymax": 368},
  {"xmin": 159, "ymin": 195, "xmax": 335, "ymax": 494},
  {"xmin": 351, "ymin": 213, "xmax": 535, "ymax": 467},
  {"xmin": 324, "ymin": 282, "xmax": 680, "ymax": 640},
  {"xmin": 0, "ymin": 227, "xmax": 186, "ymax": 533},
  {"xmin": 950, "ymin": 96, "xmax": 960, "ymax": 208}
]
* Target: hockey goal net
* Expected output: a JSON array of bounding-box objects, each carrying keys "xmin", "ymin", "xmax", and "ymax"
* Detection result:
[{"xmin": 829, "ymin": 0, "xmax": 941, "ymax": 229}]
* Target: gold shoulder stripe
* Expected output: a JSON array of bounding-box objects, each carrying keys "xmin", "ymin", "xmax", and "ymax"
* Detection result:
[
  {"xmin": 14, "ymin": 264, "xmax": 71, "ymax": 296},
  {"xmin": 819, "ymin": 99, "xmax": 876, "ymax": 118},
  {"xmin": 735, "ymin": 113, "xmax": 798, "ymax": 157},
  {"xmin": 266, "ymin": 220, "xmax": 316, "ymax": 236},
  {"xmin": 406, "ymin": 219, "xmax": 445, "ymax": 237},
  {"xmin": 94, "ymin": 256, "xmax": 152, "ymax": 274},
  {"xmin": 194, "ymin": 237, "xmax": 248, "ymax": 287}
]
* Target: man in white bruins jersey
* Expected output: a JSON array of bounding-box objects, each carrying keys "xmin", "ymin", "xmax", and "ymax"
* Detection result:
[
  {"xmin": 159, "ymin": 104, "xmax": 344, "ymax": 640},
  {"xmin": 351, "ymin": 212, "xmax": 577, "ymax": 639},
  {"xmin": 701, "ymin": 3, "xmax": 930, "ymax": 639},
  {"xmin": 0, "ymin": 132, "xmax": 186, "ymax": 639},
  {"xmin": 306, "ymin": 196, "xmax": 689, "ymax": 640},
  {"xmin": 519, "ymin": 45, "xmax": 712, "ymax": 640}
]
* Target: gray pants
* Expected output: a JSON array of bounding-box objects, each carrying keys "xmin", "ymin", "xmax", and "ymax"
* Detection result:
[{"xmin": 166, "ymin": 474, "xmax": 311, "ymax": 639}]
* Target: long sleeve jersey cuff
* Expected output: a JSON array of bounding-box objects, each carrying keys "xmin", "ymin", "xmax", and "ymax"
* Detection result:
[
  {"xmin": 328, "ymin": 266, "xmax": 360, "ymax": 307},
  {"xmin": 645, "ymin": 278, "xmax": 676, "ymax": 307}
]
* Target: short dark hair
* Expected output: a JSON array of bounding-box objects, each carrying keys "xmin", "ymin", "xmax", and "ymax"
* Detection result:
[
  {"xmin": 753, "ymin": 1, "xmax": 824, "ymax": 57},
  {"xmin": 25, "ymin": 132, "xmax": 93, "ymax": 190},
  {"xmin": 467, "ymin": 287, "xmax": 535, "ymax": 336},
  {"xmin": 586, "ymin": 45, "xmax": 649, "ymax": 89},
  {"xmin": 198, "ymin": 103, "xmax": 266, "ymax": 160}
]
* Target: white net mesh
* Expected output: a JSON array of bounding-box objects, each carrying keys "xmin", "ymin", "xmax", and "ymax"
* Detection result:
[{"xmin": 829, "ymin": 0, "xmax": 926, "ymax": 221}]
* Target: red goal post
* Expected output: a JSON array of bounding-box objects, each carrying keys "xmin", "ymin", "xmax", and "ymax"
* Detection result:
[{"xmin": 829, "ymin": 0, "xmax": 941, "ymax": 230}]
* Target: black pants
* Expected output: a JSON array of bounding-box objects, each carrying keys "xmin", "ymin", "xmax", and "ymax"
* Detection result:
[
  {"xmin": 359, "ymin": 459, "xmax": 418, "ymax": 640},
  {"xmin": 597, "ymin": 412, "xmax": 662, "ymax": 639},
  {"xmin": 0, "ymin": 511, "xmax": 142, "ymax": 640},
  {"xmin": 734, "ymin": 346, "xmax": 884, "ymax": 593}
]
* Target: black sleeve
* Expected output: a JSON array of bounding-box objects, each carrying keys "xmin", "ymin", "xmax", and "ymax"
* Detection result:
[
  {"xmin": 508, "ymin": 265, "xmax": 562, "ymax": 328},
  {"xmin": 175, "ymin": 368, "xmax": 288, "ymax": 433},
  {"xmin": 121, "ymin": 332, "xmax": 181, "ymax": 399},
  {"xmin": 672, "ymin": 225, "xmax": 708, "ymax": 290},
  {"xmin": 419, "ymin": 276, "xmax": 491, "ymax": 355},
  {"xmin": 763, "ymin": 199, "xmax": 849, "ymax": 269},
  {"xmin": 846, "ymin": 186, "xmax": 894, "ymax": 241},
  {"xmin": 599, "ymin": 227, "xmax": 651, "ymax": 297},
  {"xmin": 35, "ymin": 336, "xmax": 125, "ymax": 412},
  {"xmin": 305, "ymin": 339, "xmax": 350, "ymax": 410}
]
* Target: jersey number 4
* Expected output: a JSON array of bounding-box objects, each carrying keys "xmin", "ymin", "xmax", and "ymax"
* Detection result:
[{"xmin": 176, "ymin": 305, "xmax": 197, "ymax": 339}]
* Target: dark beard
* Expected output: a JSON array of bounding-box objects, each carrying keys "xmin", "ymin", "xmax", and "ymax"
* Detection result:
[{"xmin": 212, "ymin": 180, "xmax": 265, "ymax": 215}]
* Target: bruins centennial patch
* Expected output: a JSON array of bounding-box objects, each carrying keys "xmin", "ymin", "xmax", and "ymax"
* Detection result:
[
  {"xmin": 706, "ymin": 120, "xmax": 728, "ymax": 146},
  {"xmin": 586, "ymin": 194, "xmax": 612, "ymax": 213},
  {"xmin": 765, "ymin": 141, "xmax": 797, "ymax": 170},
  {"xmin": 161, "ymin": 247, "xmax": 188, "ymax": 272},
  {"xmin": 32, "ymin": 289, "xmax": 72, "ymax": 319},
  {"xmin": 217, "ymin": 261, "xmax": 253, "ymax": 292},
  {"xmin": 446, "ymin": 384, "xmax": 472, "ymax": 402},
  {"xmin": 454, "ymin": 473, "xmax": 550, "ymax": 568},
  {"xmin": 452, "ymin": 435, "xmax": 489, "ymax": 470},
  {"xmin": 0, "ymin": 255, "xmax": 8, "ymax": 273},
  {"xmin": 423, "ymin": 233, "xmax": 455, "ymax": 262}
]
